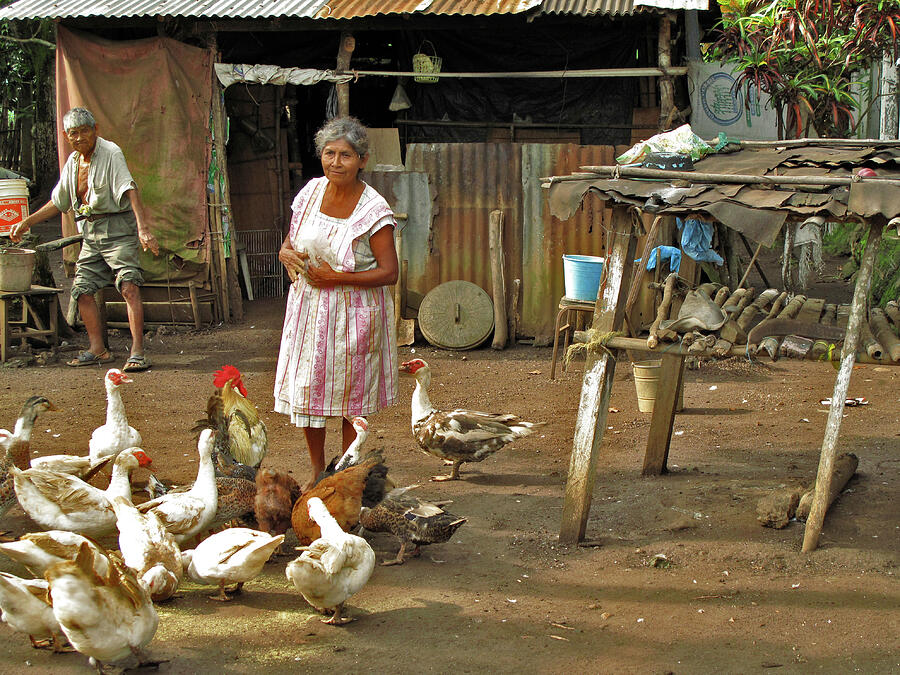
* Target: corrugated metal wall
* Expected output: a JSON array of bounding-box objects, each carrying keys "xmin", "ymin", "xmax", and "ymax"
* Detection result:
[{"xmin": 369, "ymin": 142, "xmax": 623, "ymax": 343}]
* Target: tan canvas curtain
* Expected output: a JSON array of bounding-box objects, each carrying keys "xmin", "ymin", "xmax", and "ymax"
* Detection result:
[{"xmin": 55, "ymin": 27, "xmax": 213, "ymax": 280}]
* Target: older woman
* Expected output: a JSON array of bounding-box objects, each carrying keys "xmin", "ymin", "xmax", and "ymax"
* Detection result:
[{"xmin": 274, "ymin": 117, "xmax": 399, "ymax": 490}]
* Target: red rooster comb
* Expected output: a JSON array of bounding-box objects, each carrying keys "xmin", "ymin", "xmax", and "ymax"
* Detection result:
[{"xmin": 213, "ymin": 365, "xmax": 246, "ymax": 396}]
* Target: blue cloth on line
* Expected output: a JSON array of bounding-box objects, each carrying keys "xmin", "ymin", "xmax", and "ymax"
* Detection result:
[
  {"xmin": 677, "ymin": 217, "xmax": 724, "ymax": 265},
  {"xmin": 638, "ymin": 245, "xmax": 682, "ymax": 273}
]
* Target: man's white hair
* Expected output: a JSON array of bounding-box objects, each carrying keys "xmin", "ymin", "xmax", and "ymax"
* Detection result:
[{"xmin": 63, "ymin": 108, "xmax": 96, "ymax": 132}]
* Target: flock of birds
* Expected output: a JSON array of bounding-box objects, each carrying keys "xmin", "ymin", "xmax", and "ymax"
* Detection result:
[{"xmin": 0, "ymin": 358, "xmax": 542, "ymax": 672}]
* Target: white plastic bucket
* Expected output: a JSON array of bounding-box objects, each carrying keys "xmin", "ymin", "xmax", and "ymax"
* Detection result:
[
  {"xmin": 633, "ymin": 360, "xmax": 662, "ymax": 413},
  {"xmin": 0, "ymin": 248, "xmax": 35, "ymax": 291},
  {"xmin": 0, "ymin": 179, "xmax": 29, "ymax": 236},
  {"xmin": 562, "ymin": 254, "xmax": 605, "ymax": 302}
]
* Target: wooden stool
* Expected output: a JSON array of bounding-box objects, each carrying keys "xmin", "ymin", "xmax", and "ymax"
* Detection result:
[
  {"xmin": 550, "ymin": 296, "xmax": 595, "ymax": 380},
  {"xmin": 0, "ymin": 285, "xmax": 62, "ymax": 362}
]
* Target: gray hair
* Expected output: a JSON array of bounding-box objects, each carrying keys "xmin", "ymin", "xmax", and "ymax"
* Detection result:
[
  {"xmin": 314, "ymin": 116, "xmax": 369, "ymax": 157},
  {"xmin": 63, "ymin": 108, "xmax": 96, "ymax": 131}
]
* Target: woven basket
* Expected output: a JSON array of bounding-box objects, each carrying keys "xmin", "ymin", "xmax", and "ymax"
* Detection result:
[{"xmin": 412, "ymin": 41, "xmax": 441, "ymax": 83}]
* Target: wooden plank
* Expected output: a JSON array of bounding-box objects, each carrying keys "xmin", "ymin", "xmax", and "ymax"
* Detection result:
[
  {"xmin": 796, "ymin": 297, "xmax": 825, "ymax": 323},
  {"xmin": 802, "ymin": 225, "xmax": 882, "ymax": 552},
  {"xmin": 642, "ymin": 352, "xmax": 685, "ymax": 475},
  {"xmin": 560, "ymin": 206, "xmax": 637, "ymax": 545}
]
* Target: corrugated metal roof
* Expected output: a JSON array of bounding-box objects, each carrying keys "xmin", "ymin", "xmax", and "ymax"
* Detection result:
[{"xmin": 0, "ymin": 0, "xmax": 652, "ymax": 20}]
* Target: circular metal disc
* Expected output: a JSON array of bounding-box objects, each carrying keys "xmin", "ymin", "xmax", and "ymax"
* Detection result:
[{"xmin": 417, "ymin": 280, "xmax": 494, "ymax": 350}]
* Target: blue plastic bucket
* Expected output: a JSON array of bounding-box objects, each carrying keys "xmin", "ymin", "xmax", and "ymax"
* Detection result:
[{"xmin": 562, "ymin": 254, "xmax": 605, "ymax": 302}]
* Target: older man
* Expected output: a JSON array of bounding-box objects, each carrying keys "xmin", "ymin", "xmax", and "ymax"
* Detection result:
[{"xmin": 11, "ymin": 107, "xmax": 158, "ymax": 371}]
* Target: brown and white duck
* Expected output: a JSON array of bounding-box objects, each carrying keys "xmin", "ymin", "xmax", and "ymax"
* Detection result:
[
  {"xmin": 1, "ymin": 396, "xmax": 56, "ymax": 528},
  {"xmin": 0, "ymin": 571, "xmax": 67, "ymax": 652},
  {"xmin": 399, "ymin": 359, "xmax": 544, "ymax": 480},
  {"xmin": 0, "ymin": 530, "xmax": 111, "ymax": 577}
]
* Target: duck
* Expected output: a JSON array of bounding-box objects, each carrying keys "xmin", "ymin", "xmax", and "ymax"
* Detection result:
[
  {"xmin": 359, "ymin": 487, "xmax": 467, "ymax": 566},
  {"xmin": 89, "ymin": 369, "xmax": 142, "ymax": 466},
  {"xmin": 110, "ymin": 496, "xmax": 182, "ymax": 602},
  {"xmin": 146, "ymin": 474, "xmax": 256, "ymax": 531},
  {"xmin": 45, "ymin": 542, "xmax": 159, "ymax": 672},
  {"xmin": 136, "ymin": 429, "xmax": 218, "ymax": 545},
  {"xmin": 181, "ymin": 527, "xmax": 284, "ymax": 601},
  {"xmin": 1, "ymin": 396, "xmax": 56, "ymax": 528},
  {"xmin": 286, "ymin": 497, "xmax": 375, "ymax": 625},
  {"xmin": 0, "ymin": 571, "xmax": 67, "ymax": 652},
  {"xmin": 11, "ymin": 448, "xmax": 152, "ymax": 538},
  {"xmin": 332, "ymin": 416, "xmax": 369, "ymax": 472},
  {"xmin": 29, "ymin": 453, "xmax": 92, "ymax": 477},
  {"xmin": 0, "ymin": 530, "xmax": 110, "ymax": 577},
  {"xmin": 399, "ymin": 358, "xmax": 545, "ymax": 480}
]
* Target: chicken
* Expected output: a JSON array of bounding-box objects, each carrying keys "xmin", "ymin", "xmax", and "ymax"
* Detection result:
[
  {"xmin": 110, "ymin": 496, "xmax": 182, "ymax": 602},
  {"xmin": 286, "ymin": 497, "xmax": 375, "ymax": 625},
  {"xmin": 194, "ymin": 365, "xmax": 267, "ymax": 469},
  {"xmin": 1, "ymin": 396, "xmax": 56, "ymax": 528},
  {"xmin": 0, "ymin": 531, "xmax": 110, "ymax": 578},
  {"xmin": 291, "ymin": 449, "xmax": 390, "ymax": 546},
  {"xmin": 136, "ymin": 429, "xmax": 218, "ymax": 545},
  {"xmin": 254, "ymin": 469, "xmax": 301, "ymax": 540},
  {"xmin": 359, "ymin": 487, "xmax": 467, "ymax": 566},
  {"xmin": 0, "ymin": 572, "xmax": 67, "ymax": 652},
  {"xmin": 181, "ymin": 527, "xmax": 284, "ymax": 601},
  {"xmin": 89, "ymin": 369, "xmax": 142, "ymax": 466},
  {"xmin": 399, "ymin": 358, "xmax": 545, "ymax": 480},
  {"xmin": 11, "ymin": 448, "xmax": 152, "ymax": 538},
  {"xmin": 45, "ymin": 542, "xmax": 159, "ymax": 672}
]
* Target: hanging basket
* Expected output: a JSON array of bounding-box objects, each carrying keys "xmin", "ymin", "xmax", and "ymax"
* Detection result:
[{"xmin": 412, "ymin": 40, "xmax": 442, "ymax": 84}]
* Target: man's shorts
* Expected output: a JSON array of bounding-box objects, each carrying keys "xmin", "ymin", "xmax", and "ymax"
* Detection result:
[{"xmin": 71, "ymin": 218, "xmax": 144, "ymax": 300}]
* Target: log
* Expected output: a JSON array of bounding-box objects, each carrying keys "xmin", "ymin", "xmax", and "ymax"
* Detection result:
[
  {"xmin": 648, "ymin": 272, "xmax": 677, "ymax": 349},
  {"xmin": 758, "ymin": 294, "xmax": 806, "ymax": 359},
  {"xmin": 885, "ymin": 300, "xmax": 900, "ymax": 329},
  {"xmin": 510, "ymin": 277, "xmax": 520, "ymax": 344},
  {"xmin": 802, "ymin": 226, "xmax": 881, "ymax": 553},
  {"xmin": 757, "ymin": 486, "xmax": 804, "ymax": 529},
  {"xmin": 859, "ymin": 315, "xmax": 884, "ymax": 360},
  {"xmin": 713, "ymin": 286, "xmax": 730, "ymax": 307},
  {"xmin": 489, "ymin": 210, "xmax": 508, "ymax": 350},
  {"xmin": 736, "ymin": 288, "xmax": 778, "ymax": 332},
  {"xmin": 870, "ymin": 308, "xmax": 900, "ymax": 361},
  {"xmin": 34, "ymin": 234, "xmax": 83, "ymax": 253},
  {"xmin": 796, "ymin": 453, "xmax": 859, "ymax": 522}
]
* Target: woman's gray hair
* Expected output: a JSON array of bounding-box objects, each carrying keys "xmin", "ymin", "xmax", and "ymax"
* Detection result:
[
  {"xmin": 314, "ymin": 116, "xmax": 369, "ymax": 157},
  {"xmin": 63, "ymin": 108, "xmax": 96, "ymax": 131}
]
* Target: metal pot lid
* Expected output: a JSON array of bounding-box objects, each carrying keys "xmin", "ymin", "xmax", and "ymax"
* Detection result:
[{"xmin": 417, "ymin": 280, "xmax": 494, "ymax": 350}]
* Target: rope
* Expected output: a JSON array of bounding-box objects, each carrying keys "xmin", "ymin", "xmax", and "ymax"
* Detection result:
[{"xmin": 564, "ymin": 329, "xmax": 625, "ymax": 366}]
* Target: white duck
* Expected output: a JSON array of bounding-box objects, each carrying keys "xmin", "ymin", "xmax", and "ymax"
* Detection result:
[
  {"xmin": 286, "ymin": 497, "xmax": 375, "ymax": 625},
  {"xmin": 110, "ymin": 496, "xmax": 182, "ymax": 602},
  {"xmin": 399, "ymin": 358, "xmax": 544, "ymax": 480},
  {"xmin": 0, "ymin": 572, "xmax": 67, "ymax": 652},
  {"xmin": 0, "ymin": 530, "xmax": 110, "ymax": 577},
  {"xmin": 45, "ymin": 542, "xmax": 159, "ymax": 672},
  {"xmin": 136, "ymin": 429, "xmax": 218, "ymax": 545},
  {"xmin": 11, "ymin": 448, "xmax": 152, "ymax": 537},
  {"xmin": 29, "ymin": 453, "xmax": 93, "ymax": 476},
  {"xmin": 89, "ymin": 369, "xmax": 142, "ymax": 466},
  {"xmin": 181, "ymin": 527, "xmax": 284, "ymax": 601},
  {"xmin": 332, "ymin": 416, "xmax": 369, "ymax": 472}
]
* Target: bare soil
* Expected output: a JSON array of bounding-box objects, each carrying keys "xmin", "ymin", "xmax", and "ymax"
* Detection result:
[{"xmin": 0, "ymin": 234, "xmax": 897, "ymax": 673}]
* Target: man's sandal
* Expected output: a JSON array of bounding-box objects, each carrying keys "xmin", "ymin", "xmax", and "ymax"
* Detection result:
[
  {"xmin": 122, "ymin": 354, "xmax": 152, "ymax": 372},
  {"xmin": 67, "ymin": 350, "xmax": 114, "ymax": 367}
]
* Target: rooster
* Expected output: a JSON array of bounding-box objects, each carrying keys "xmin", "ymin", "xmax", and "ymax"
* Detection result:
[
  {"xmin": 399, "ymin": 359, "xmax": 544, "ymax": 481},
  {"xmin": 195, "ymin": 365, "xmax": 267, "ymax": 469}
]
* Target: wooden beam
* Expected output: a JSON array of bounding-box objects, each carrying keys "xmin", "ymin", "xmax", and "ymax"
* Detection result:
[
  {"xmin": 641, "ymin": 352, "xmax": 685, "ymax": 476},
  {"xmin": 560, "ymin": 206, "xmax": 637, "ymax": 545},
  {"xmin": 336, "ymin": 32, "xmax": 355, "ymax": 118},
  {"xmin": 802, "ymin": 224, "xmax": 882, "ymax": 552},
  {"xmin": 489, "ymin": 210, "xmax": 508, "ymax": 350}
]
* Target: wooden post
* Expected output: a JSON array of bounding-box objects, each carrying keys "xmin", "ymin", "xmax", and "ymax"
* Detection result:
[
  {"xmin": 560, "ymin": 206, "xmax": 637, "ymax": 545},
  {"xmin": 802, "ymin": 224, "xmax": 882, "ymax": 553},
  {"xmin": 336, "ymin": 32, "xmax": 355, "ymax": 118},
  {"xmin": 489, "ymin": 210, "xmax": 508, "ymax": 350},
  {"xmin": 657, "ymin": 12, "xmax": 675, "ymax": 130},
  {"xmin": 641, "ymin": 352, "xmax": 685, "ymax": 476}
]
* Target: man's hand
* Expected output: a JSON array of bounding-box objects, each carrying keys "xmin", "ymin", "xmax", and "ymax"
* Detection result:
[
  {"xmin": 138, "ymin": 229, "xmax": 159, "ymax": 256},
  {"xmin": 8, "ymin": 219, "xmax": 31, "ymax": 243}
]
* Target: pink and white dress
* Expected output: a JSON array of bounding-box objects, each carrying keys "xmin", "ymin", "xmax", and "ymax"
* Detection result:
[{"xmin": 273, "ymin": 177, "xmax": 399, "ymax": 427}]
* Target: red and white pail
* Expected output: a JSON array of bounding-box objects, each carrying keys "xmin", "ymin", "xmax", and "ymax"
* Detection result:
[{"xmin": 0, "ymin": 179, "xmax": 29, "ymax": 236}]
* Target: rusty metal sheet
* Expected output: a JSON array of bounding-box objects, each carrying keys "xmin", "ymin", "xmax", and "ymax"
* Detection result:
[{"xmin": 316, "ymin": 0, "xmax": 543, "ymax": 19}]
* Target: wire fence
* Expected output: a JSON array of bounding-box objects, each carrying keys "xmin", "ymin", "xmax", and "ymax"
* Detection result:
[{"xmin": 235, "ymin": 228, "xmax": 284, "ymax": 298}]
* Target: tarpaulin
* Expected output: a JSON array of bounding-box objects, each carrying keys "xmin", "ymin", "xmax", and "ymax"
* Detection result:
[
  {"xmin": 56, "ymin": 27, "xmax": 212, "ymax": 280},
  {"xmin": 215, "ymin": 63, "xmax": 351, "ymax": 88}
]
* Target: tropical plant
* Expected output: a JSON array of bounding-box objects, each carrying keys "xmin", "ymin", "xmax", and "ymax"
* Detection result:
[{"xmin": 708, "ymin": 0, "xmax": 900, "ymax": 139}]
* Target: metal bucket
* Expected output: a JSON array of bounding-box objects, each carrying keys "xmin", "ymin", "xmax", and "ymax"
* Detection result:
[{"xmin": 0, "ymin": 248, "xmax": 35, "ymax": 291}]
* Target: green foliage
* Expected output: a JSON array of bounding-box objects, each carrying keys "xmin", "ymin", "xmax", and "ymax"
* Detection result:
[
  {"xmin": 708, "ymin": 0, "xmax": 900, "ymax": 139},
  {"xmin": 825, "ymin": 221, "xmax": 900, "ymax": 305}
]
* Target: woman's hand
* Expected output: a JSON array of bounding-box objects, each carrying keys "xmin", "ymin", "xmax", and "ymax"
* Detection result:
[
  {"xmin": 279, "ymin": 242, "xmax": 309, "ymax": 283},
  {"xmin": 303, "ymin": 258, "xmax": 338, "ymax": 287}
]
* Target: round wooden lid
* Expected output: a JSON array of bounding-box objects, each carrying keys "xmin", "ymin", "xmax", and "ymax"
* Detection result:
[{"xmin": 417, "ymin": 280, "xmax": 494, "ymax": 350}]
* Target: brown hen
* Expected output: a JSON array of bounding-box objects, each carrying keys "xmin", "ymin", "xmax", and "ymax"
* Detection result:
[{"xmin": 254, "ymin": 469, "xmax": 301, "ymax": 538}]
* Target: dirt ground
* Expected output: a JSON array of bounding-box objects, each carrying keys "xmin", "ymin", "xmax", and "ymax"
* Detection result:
[{"xmin": 0, "ymin": 246, "xmax": 898, "ymax": 673}]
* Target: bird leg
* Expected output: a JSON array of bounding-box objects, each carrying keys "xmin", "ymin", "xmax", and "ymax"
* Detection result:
[
  {"xmin": 431, "ymin": 460, "xmax": 462, "ymax": 482},
  {"xmin": 230, "ymin": 581, "xmax": 245, "ymax": 596},
  {"xmin": 410, "ymin": 544, "xmax": 422, "ymax": 558},
  {"xmin": 322, "ymin": 602, "xmax": 353, "ymax": 625},
  {"xmin": 51, "ymin": 633, "xmax": 74, "ymax": 653},
  {"xmin": 381, "ymin": 541, "xmax": 410, "ymax": 566},
  {"xmin": 210, "ymin": 580, "xmax": 232, "ymax": 602}
]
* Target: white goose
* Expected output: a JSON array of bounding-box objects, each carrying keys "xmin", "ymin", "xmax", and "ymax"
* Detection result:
[
  {"xmin": 286, "ymin": 497, "xmax": 375, "ymax": 625},
  {"xmin": 89, "ymin": 369, "xmax": 142, "ymax": 466},
  {"xmin": 45, "ymin": 542, "xmax": 159, "ymax": 672},
  {"xmin": 0, "ymin": 572, "xmax": 67, "ymax": 652},
  {"xmin": 181, "ymin": 527, "xmax": 284, "ymax": 601},
  {"xmin": 136, "ymin": 429, "xmax": 218, "ymax": 545},
  {"xmin": 0, "ymin": 530, "xmax": 110, "ymax": 577},
  {"xmin": 11, "ymin": 448, "xmax": 152, "ymax": 537},
  {"xmin": 110, "ymin": 496, "xmax": 182, "ymax": 602}
]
